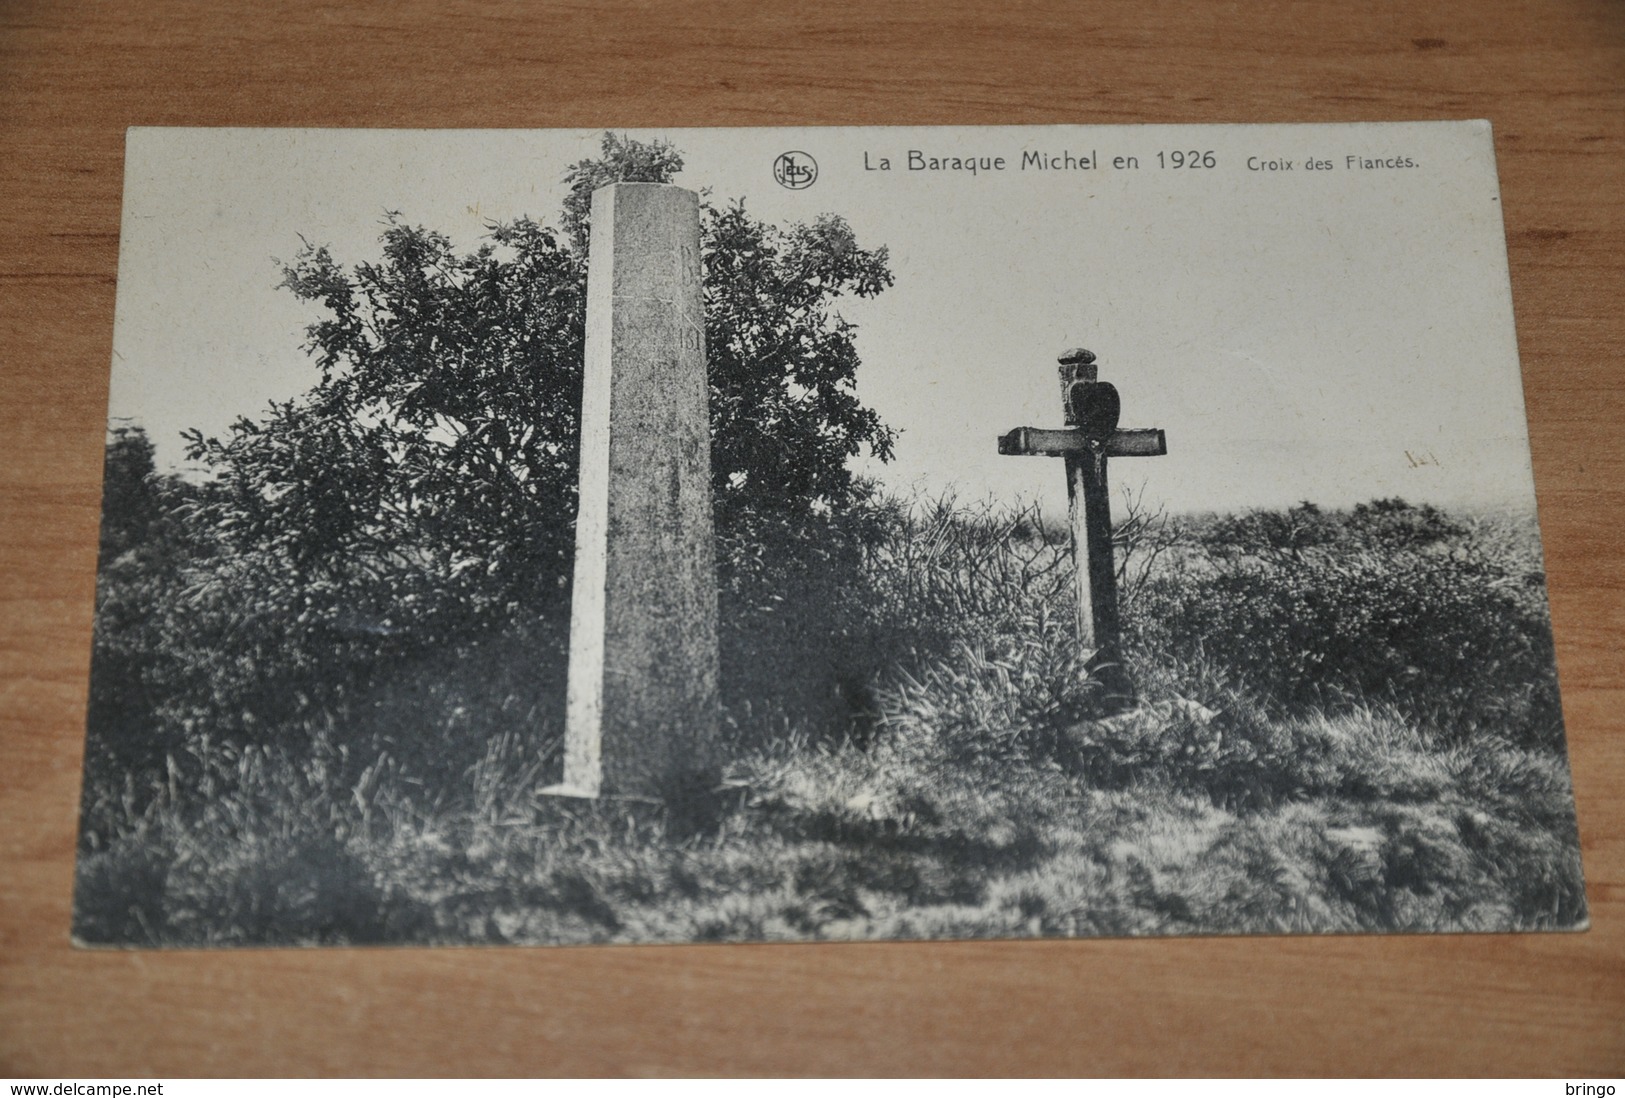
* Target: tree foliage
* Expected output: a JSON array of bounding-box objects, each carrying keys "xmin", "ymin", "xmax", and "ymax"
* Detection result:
[
  {"xmin": 560, "ymin": 132, "xmax": 685, "ymax": 252},
  {"xmin": 704, "ymin": 202, "xmax": 894, "ymax": 539},
  {"xmin": 180, "ymin": 133, "xmax": 895, "ymax": 624},
  {"xmin": 186, "ymin": 215, "xmax": 589, "ymax": 623},
  {"xmin": 99, "ymin": 424, "xmax": 162, "ymax": 561}
]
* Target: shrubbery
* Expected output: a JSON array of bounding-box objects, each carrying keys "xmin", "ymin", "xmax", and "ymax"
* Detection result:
[
  {"xmin": 1128, "ymin": 499, "xmax": 1562, "ymax": 749},
  {"xmin": 77, "ymin": 486, "xmax": 1586, "ymax": 943}
]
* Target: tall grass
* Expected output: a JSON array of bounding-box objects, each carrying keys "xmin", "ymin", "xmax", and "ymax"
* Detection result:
[{"xmin": 74, "ymin": 495, "xmax": 1587, "ymax": 945}]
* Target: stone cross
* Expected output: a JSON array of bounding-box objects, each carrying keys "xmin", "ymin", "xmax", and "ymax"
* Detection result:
[
  {"xmin": 998, "ymin": 348, "xmax": 1166, "ymax": 709},
  {"xmin": 551, "ymin": 182, "xmax": 721, "ymax": 801}
]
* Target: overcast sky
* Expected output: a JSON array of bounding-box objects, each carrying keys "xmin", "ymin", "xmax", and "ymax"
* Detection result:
[{"xmin": 109, "ymin": 122, "xmax": 1537, "ymax": 518}]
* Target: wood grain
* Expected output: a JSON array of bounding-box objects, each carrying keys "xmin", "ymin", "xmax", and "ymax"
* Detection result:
[{"xmin": 2, "ymin": 0, "xmax": 1621, "ymax": 1077}]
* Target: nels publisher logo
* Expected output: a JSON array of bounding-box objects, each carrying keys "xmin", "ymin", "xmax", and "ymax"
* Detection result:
[{"xmin": 773, "ymin": 151, "xmax": 818, "ymax": 190}]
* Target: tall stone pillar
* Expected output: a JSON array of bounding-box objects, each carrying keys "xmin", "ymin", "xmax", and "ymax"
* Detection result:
[{"xmin": 556, "ymin": 182, "xmax": 720, "ymax": 800}]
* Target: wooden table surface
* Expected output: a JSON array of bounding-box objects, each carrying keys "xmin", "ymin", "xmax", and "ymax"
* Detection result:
[{"xmin": 2, "ymin": 0, "xmax": 1621, "ymax": 1078}]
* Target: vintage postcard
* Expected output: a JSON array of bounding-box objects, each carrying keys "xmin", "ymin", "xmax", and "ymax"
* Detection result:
[{"xmin": 75, "ymin": 122, "xmax": 1586, "ymax": 947}]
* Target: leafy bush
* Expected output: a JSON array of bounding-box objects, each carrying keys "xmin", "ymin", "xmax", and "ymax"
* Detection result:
[
  {"xmin": 716, "ymin": 493, "xmax": 1081, "ymax": 754},
  {"xmin": 1130, "ymin": 500, "xmax": 1562, "ymax": 748}
]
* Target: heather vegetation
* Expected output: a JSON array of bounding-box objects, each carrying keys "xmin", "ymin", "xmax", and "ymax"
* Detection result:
[
  {"xmin": 73, "ymin": 135, "xmax": 1584, "ymax": 946},
  {"xmin": 77, "ymin": 479, "xmax": 1584, "ymax": 945}
]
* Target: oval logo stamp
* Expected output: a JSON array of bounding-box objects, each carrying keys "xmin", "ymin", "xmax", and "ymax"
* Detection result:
[{"xmin": 773, "ymin": 151, "xmax": 818, "ymax": 190}]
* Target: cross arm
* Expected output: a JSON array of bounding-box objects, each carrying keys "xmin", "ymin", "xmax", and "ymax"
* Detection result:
[{"xmin": 997, "ymin": 426, "xmax": 1167, "ymax": 458}]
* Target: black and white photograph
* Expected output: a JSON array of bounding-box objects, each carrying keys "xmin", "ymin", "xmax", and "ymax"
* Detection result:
[{"xmin": 74, "ymin": 122, "xmax": 1587, "ymax": 948}]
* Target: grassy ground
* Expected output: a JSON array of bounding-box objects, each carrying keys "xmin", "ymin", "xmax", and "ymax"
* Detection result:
[{"xmin": 73, "ymin": 497, "xmax": 1588, "ymax": 946}]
